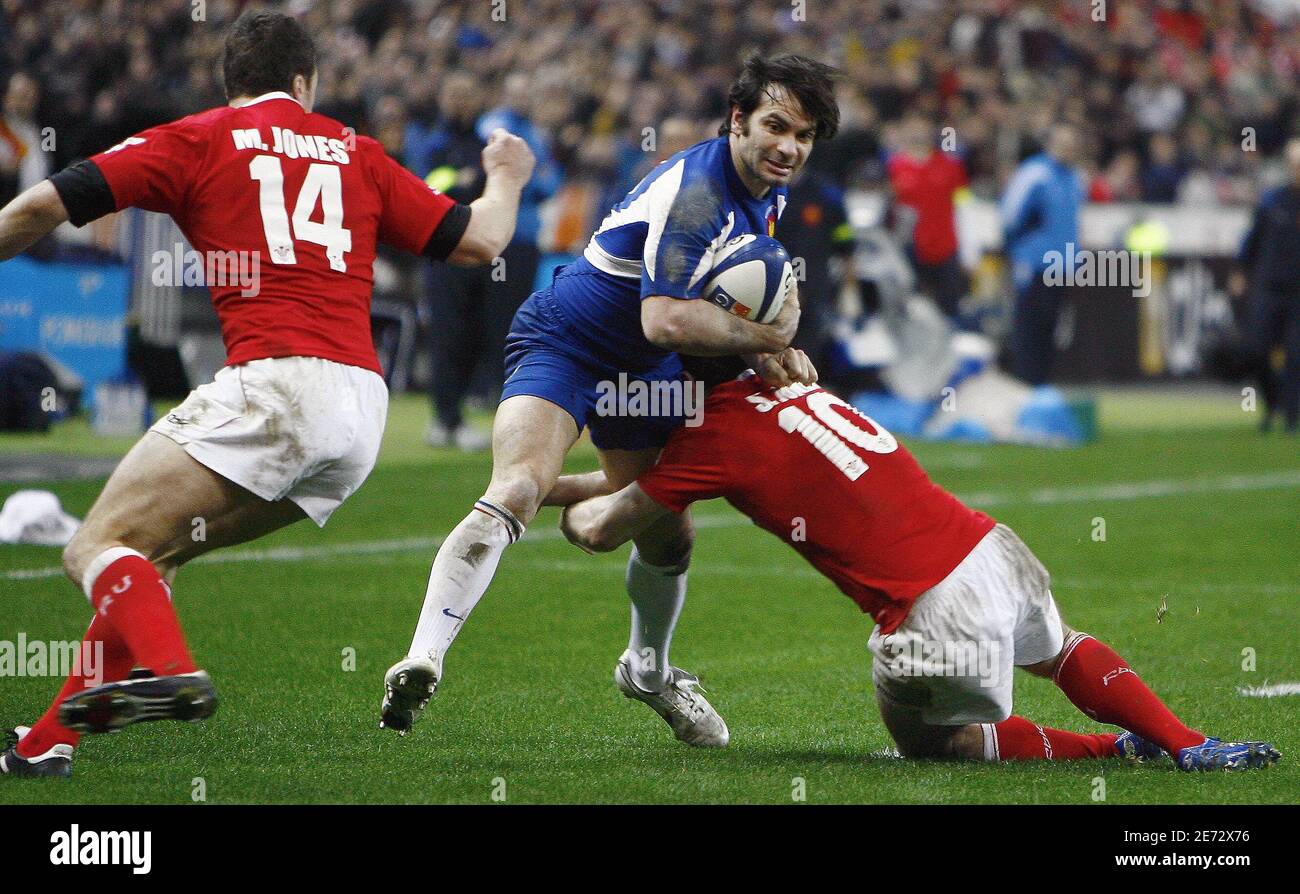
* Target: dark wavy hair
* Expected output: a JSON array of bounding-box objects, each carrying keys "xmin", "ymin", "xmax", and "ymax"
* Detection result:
[
  {"xmin": 718, "ymin": 54, "xmax": 841, "ymax": 141},
  {"xmin": 222, "ymin": 9, "xmax": 316, "ymax": 100}
]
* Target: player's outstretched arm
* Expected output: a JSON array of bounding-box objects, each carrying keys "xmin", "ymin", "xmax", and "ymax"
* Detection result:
[
  {"xmin": 542, "ymin": 470, "xmax": 618, "ymax": 508},
  {"xmin": 641, "ymin": 283, "xmax": 800, "ymax": 357},
  {"xmin": 560, "ymin": 484, "xmax": 673, "ymax": 554},
  {"xmin": 0, "ymin": 181, "xmax": 69, "ymax": 261},
  {"xmin": 445, "ymin": 128, "xmax": 535, "ymax": 266}
]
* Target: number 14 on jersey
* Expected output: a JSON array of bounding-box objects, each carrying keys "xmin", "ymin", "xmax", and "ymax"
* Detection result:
[{"xmin": 249, "ymin": 155, "xmax": 352, "ymax": 273}]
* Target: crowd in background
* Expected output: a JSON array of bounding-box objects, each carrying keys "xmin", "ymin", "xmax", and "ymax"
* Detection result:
[
  {"xmin": 2, "ymin": 0, "xmax": 1299, "ymax": 433},
  {"xmin": 4, "ymin": 0, "xmax": 1300, "ymax": 222}
]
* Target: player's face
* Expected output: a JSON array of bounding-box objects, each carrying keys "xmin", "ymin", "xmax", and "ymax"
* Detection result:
[{"xmin": 730, "ymin": 85, "xmax": 817, "ymax": 196}]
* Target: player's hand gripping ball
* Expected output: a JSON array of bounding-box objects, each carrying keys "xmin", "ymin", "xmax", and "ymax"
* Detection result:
[{"xmin": 701, "ymin": 234, "xmax": 795, "ymax": 325}]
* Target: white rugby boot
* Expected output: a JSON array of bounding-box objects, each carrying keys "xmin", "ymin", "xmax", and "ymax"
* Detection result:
[
  {"xmin": 614, "ymin": 650, "xmax": 729, "ymax": 748},
  {"xmin": 380, "ymin": 653, "xmax": 442, "ymax": 736}
]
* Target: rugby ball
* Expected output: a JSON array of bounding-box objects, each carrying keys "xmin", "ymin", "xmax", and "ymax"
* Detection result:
[{"xmin": 701, "ymin": 234, "xmax": 794, "ymax": 325}]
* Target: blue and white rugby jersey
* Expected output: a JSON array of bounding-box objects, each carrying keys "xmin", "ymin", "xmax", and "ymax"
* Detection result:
[{"xmin": 551, "ymin": 136, "xmax": 787, "ymax": 370}]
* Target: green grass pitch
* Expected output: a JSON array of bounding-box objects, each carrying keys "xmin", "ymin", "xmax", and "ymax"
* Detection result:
[{"xmin": 1, "ymin": 390, "xmax": 1296, "ymax": 804}]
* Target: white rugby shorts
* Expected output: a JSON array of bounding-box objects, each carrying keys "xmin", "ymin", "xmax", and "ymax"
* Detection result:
[
  {"xmin": 149, "ymin": 356, "xmax": 387, "ymax": 526},
  {"xmin": 867, "ymin": 523, "xmax": 1065, "ymax": 725}
]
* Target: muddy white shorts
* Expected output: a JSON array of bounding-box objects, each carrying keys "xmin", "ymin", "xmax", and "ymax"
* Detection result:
[
  {"xmin": 149, "ymin": 356, "xmax": 388, "ymax": 526},
  {"xmin": 867, "ymin": 523, "xmax": 1064, "ymax": 725}
]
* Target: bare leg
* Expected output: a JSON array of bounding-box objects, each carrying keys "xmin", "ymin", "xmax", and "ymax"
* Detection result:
[
  {"xmin": 404, "ymin": 395, "xmax": 578, "ymax": 663},
  {"xmin": 63, "ymin": 431, "xmax": 307, "ymax": 586},
  {"xmin": 875, "ymin": 688, "xmax": 986, "ymax": 759},
  {"xmin": 17, "ymin": 433, "xmax": 306, "ymax": 758}
]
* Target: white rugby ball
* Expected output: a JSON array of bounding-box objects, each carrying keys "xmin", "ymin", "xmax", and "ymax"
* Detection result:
[{"xmin": 701, "ymin": 234, "xmax": 794, "ymax": 325}]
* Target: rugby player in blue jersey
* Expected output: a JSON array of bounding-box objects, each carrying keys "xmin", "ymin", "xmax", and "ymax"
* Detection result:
[{"xmin": 382, "ymin": 55, "xmax": 840, "ymax": 743}]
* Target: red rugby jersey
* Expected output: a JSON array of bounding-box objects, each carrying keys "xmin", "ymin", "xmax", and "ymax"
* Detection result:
[
  {"xmin": 87, "ymin": 93, "xmax": 461, "ymax": 374},
  {"xmin": 638, "ymin": 375, "xmax": 995, "ymax": 633}
]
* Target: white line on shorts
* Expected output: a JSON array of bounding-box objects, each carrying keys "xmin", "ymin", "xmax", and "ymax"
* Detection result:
[{"xmin": 5, "ymin": 468, "xmax": 1297, "ymax": 583}]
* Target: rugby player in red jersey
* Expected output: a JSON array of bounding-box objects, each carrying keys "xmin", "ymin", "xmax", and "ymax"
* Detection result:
[
  {"xmin": 557, "ymin": 355, "xmax": 1281, "ymax": 771},
  {"xmin": 0, "ymin": 10, "xmax": 534, "ymax": 777}
]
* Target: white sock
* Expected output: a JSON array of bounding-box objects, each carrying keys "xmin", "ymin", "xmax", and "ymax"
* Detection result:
[
  {"xmin": 625, "ymin": 546, "xmax": 687, "ymax": 691},
  {"xmin": 407, "ymin": 500, "xmax": 523, "ymax": 662}
]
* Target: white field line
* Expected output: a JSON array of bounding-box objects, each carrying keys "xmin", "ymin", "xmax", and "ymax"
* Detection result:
[
  {"xmin": 4, "ymin": 469, "xmax": 1298, "ymax": 584},
  {"xmin": 1237, "ymin": 682, "xmax": 1300, "ymax": 698}
]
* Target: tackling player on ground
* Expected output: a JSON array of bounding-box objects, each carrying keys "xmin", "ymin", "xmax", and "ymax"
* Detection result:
[
  {"xmin": 557, "ymin": 357, "xmax": 1281, "ymax": 771},
  {"xmin": 0, "ymin": 10, "xmax": 534, "ymax": 777},
  {"xmin": 380, "ymin": 55, "xmax": 839, "ymax": 743}
]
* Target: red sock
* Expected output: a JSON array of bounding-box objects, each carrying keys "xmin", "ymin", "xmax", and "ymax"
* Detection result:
[
  {"xmin": 990, "ymin": 715, "xmax": 1118, "ymax": 760},
  {"xmin": 88, "ymin": 551, "xmax": 196, "ymax": 677},
  {"xmin": 16, "ymin": 613, "xmax": 135, "ymax": 758},
  {"xmin": 1053, "ymin": 633, "xmax": 1203, "ymax": 754}
]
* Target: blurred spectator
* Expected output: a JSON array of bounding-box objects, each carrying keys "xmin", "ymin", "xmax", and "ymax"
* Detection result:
[
  {"xmin": 371, "ymin": 94, "xmax": 408, "ymax": 163},
  {"xmin": 0, "ymin": 72, "xmax": 48, "ymax": 207},
  {"xmin": 1124, "ymin": 60, "xmax": 1186, "ymax": 135},
  {"xmin": 886, "ymin": 114, "xmax": 970, "ymax": 322},
  {"xmin": 807, "ymin": 88, "xmax": 882, "ymax": 189},
  {"xmin": 409, "ymin": 71, "xmax": 498, "ymax": 450},
  {"xmin": 1235, "ymin": 138, "xmax": 1300, "ymax": 434},
  {"xmin": 779, "ymin": 165, "xmax": 856, "ymax": 385},
  {"xmin": 5, "ymin": 0, "xmax": 1300, "ymax": 407},
  {"xmin": 1000, "ymin": 124, "xmax": 1085, "ymax": 386},
  {"xmin": 1140, "ymin": 132, "xmax": 1187, "ymax": 202},
  {"xmin": 3, "ymin": 0, "xmax": 1294, "ymax": 210},
  {"xmin": 1089, "ymin": 148, "xmax": 1141, "ymax": 202},
  {"xmin": 472, "ymin": 70, "xmax": 563, "ymax": 371}
]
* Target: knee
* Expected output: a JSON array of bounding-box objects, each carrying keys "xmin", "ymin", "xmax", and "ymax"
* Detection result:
[
  {"xmin": 60, "ymin": 525, "xmax": 112, "ymax": 591},
  {"xmin": 61, "ymin": 532, "xmax": 117, "ymax": 595},
  {"xmin": 894, "ymin": 735, "xmax": 956, "ymax": 760},
  {"xmin": 561, "ymin": 503, "xmax": 619, "ymax": 554},
  {"xmin": 1022, "ymin": 623, "xmax": 1077, "ymax": 679},
  {"xmin": 634, "ymin": 518, "xmax": 694, "ymax": 569},
  {"xmin": 894, "ymin": 724, "xmax": 985, "ymax": 761},
  {"xmin": 893, "ymin": 737, "xmax": 940, "ymax": 760},
  {"xmin": 484, "ymin": 471, "xmax": 546, "ymax": 525},
  {"xmin": 62, "ymin": 534, "xmax": 173, "ymax": 596}
]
